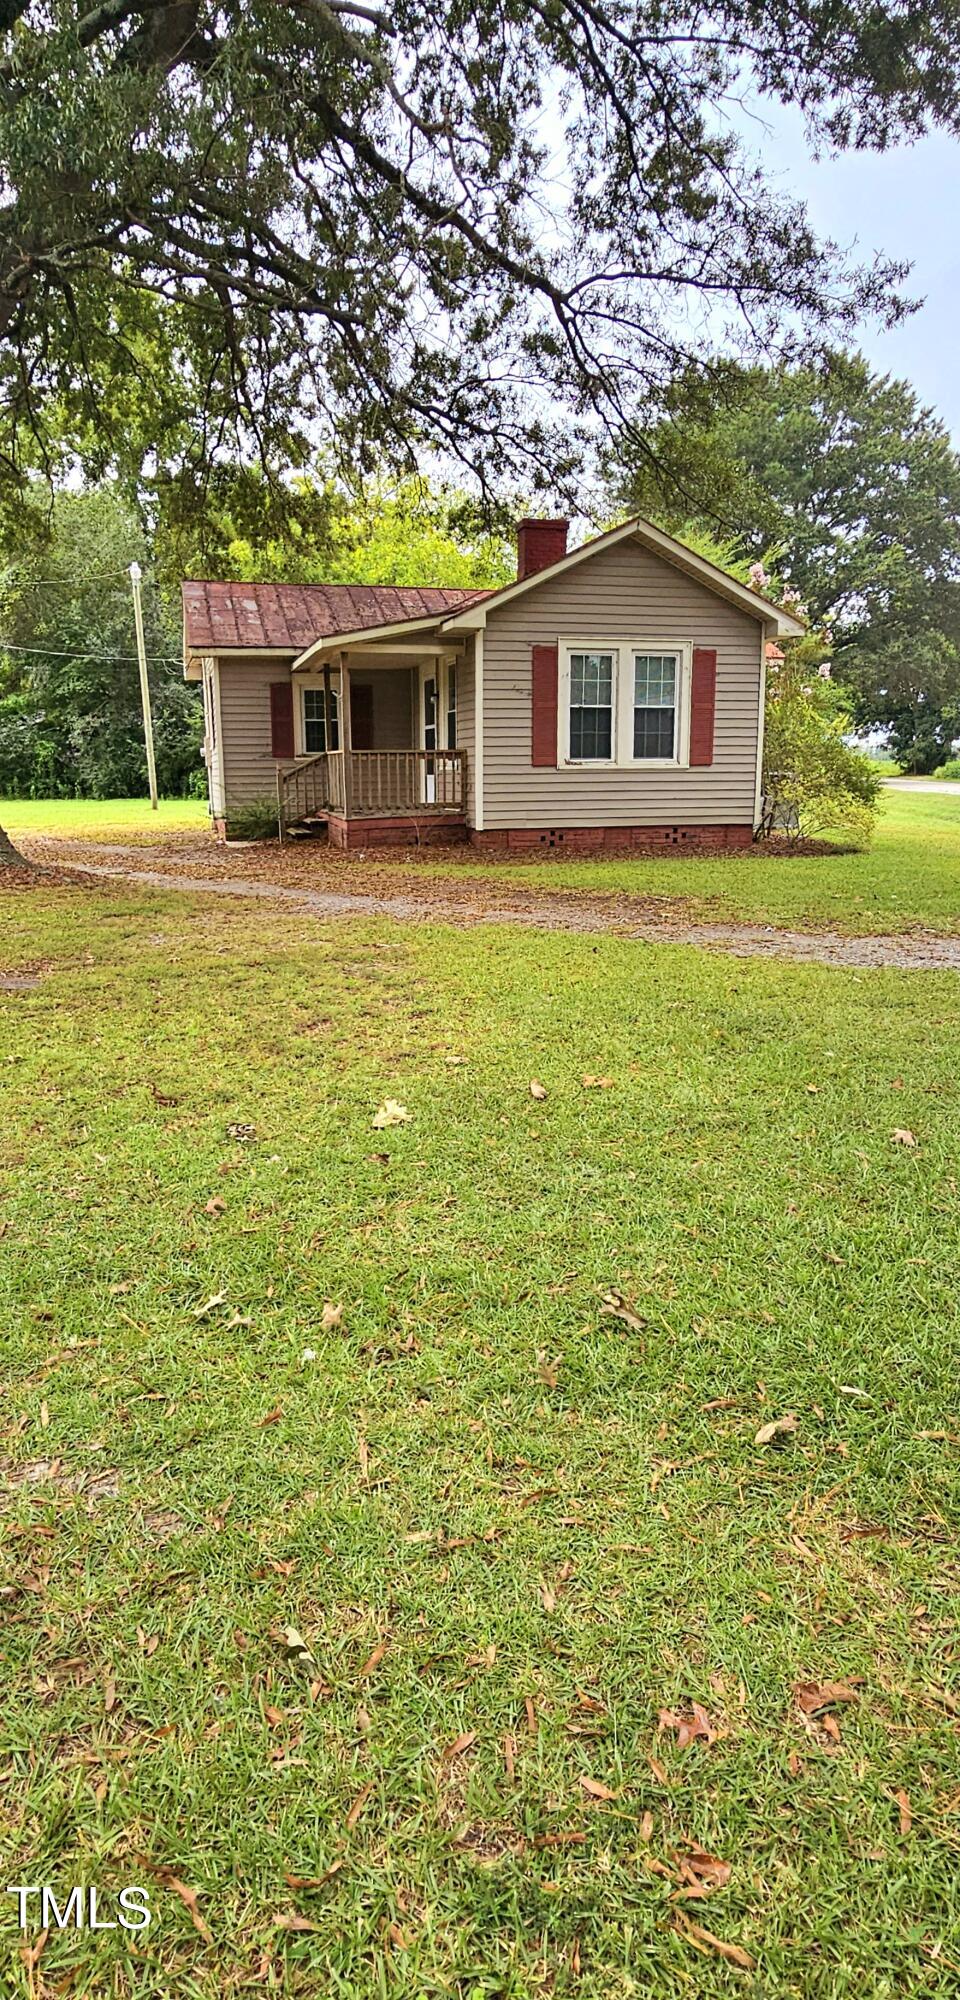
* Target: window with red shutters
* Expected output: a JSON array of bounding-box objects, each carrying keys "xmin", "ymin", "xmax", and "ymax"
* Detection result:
[
  {"xmin": 689, "ymin": 648, "xmax": 717, "ymax": 766},
  {"xmin": 531, "ymin": 644, "xmax": 559, "ymax": 766},
  {"xmin": 270, "ymin": 680, "xmax": 295, "ymax": 759}
]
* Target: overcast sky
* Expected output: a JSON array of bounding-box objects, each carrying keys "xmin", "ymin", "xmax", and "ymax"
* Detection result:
[{"xmin": 751, "ymin": 101, "xmax": 960, "ymax": 441}]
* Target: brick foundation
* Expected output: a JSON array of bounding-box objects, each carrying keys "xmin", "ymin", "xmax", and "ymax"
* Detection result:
[
  {"xmin": 326, "ymin": 814, "xmax": 468, "ymax": 850},
  {"xmin": 469, "ymin": 824, "xmax": 754, "ymax": 854}
]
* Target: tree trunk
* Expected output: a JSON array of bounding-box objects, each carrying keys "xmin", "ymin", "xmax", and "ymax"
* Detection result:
[{"xmin": 0, "ymin": 819, "xmax": 28, "ymax": 867}]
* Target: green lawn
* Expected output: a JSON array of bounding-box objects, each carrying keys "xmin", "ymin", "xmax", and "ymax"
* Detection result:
[
  {"xmin": 2, "ymin": 872, "xmax": 959, "ymax": 1996},
  {"xmin": 5, "ymin": 787, "xmax": 960, "ymax": 937},
  {"xmin": 418, "ymin": 791, "xmax": 960, "ymax": 937},
  {"xmin": 1, "ymin": 796, "xmax": 208, "ymax": 841}
]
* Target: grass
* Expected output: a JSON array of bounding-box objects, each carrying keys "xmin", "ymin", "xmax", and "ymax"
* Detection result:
[
  {"xmin": 6, "ymin": 788, "xmax": 960, "ymax": 938},
  {"xmin": 1, "ymin": 870, "xmax": 959, "ymax": 1997},
  {"xmin": 413, "ymin": 792, "xmax": 960, "ymax": 938},
  {"xmin": 0, "ymin": 796, "xmax": 208, "ymax": 842}
]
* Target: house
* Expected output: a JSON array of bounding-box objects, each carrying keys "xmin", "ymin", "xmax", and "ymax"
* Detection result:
[{"xmin": 182, "ymin": 515, "xmax": 804, "ymax": 851}]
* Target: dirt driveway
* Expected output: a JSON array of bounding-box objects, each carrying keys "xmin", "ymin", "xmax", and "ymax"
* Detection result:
[{"xmin": 16, "ymin": 833, "xmax": 960, "ymax": 972}]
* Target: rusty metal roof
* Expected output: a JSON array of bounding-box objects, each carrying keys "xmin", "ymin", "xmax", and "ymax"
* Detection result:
[{"xmin": 182, "ymin": 580, "xmax": 490, "ymax": 655}]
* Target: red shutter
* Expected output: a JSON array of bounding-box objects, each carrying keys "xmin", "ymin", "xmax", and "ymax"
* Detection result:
[
  {"xmin": 531, "ymin": 644, "xmax": 559, "ymax": 767},
  {"xmin": 270, "ymin": 680, "xmax": 295, "ymax": 759},
  {"xmin": 689, "ymin": 648, "xmax": 717, "ymax": 766}
]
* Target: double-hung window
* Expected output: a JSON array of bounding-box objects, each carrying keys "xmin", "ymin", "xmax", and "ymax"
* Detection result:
[
  {"xmin": 569, "ymin": 650, "xmax": 615, "ymax": 760},
  {"xmin": 632, "ymin": 653, "xmax": 678, "ymax": 760},
  {"xmin": 563, "ymin": 642, "xmax": 688, "ymax": 765},
  {"xmin": 303, "ymin": 686, "xmax": 339, "ymax": 754}
]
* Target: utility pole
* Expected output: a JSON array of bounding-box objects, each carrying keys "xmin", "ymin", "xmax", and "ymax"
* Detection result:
[{"xmin": 129, "ymin": 561, "xmax": 158, "ymax": 810}]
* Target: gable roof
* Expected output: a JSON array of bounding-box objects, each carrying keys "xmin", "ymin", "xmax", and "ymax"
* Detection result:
[
  {"xmin": 438, "ymin": 517, "xmax": 806, "ymax": 640},
  {"xmin": 182, "ymin": 580, "xmax": 489, "ymax": 656}
]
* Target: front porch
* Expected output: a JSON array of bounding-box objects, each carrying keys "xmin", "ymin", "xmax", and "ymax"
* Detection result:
[
  {"xmin": 277, "ymin": 745, "xmax": 467, "ymax": 845},
  {"xmin": 277, "ymin": 644, "xmax": 468, "ymax": 844}
]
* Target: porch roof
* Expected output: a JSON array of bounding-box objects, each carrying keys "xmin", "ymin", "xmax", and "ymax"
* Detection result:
[{"xmin": 182, "ymin": 580, "xmax": 490, "ymax": 657}]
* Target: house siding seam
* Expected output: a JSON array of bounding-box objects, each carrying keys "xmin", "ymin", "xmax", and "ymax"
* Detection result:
[{"xmin": 480, "ymin": 539, "xmax": 764, "ymax": 829}]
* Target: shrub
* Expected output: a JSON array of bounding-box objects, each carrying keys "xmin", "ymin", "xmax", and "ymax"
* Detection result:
[
  {"xmin": 761, "ymin": 647, "xmax": 882, "ymax": 847},
  {"xmin": 223, "ymin": 796, "xmax": 281, "ymax": 841},
  {"xmin": 932, "ymin": 758, "xmax": 960, "ymax": 781}
]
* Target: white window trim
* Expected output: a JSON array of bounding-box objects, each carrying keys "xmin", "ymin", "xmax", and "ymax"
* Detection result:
[
  {"xmin": 296, "ymin": 672, "xmax": 340, "ymax": 757},
  {"xmin": 558, "ymin": 638, "xmax": 693, "ymax": 770}
]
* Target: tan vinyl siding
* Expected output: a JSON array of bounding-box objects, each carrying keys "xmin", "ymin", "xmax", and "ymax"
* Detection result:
[
  {"xmin": 481, "ymin": 540, "xmax": 764, "ymax": 828},
  {"xmin": 218, "ymin": 653, "xmax": 296, "ymax": 810},
  {"xmin": 456, "ymin": 642, "xmax": 476, "ymax": 823},
  {"xmin": 348, "ymin": 668, "xmax": 413, "ymax": 748}
]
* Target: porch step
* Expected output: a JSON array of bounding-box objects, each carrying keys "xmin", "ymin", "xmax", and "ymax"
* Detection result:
[{"xmin": 285, "ymin": 816, "xmax": 330, "ymax": 840}]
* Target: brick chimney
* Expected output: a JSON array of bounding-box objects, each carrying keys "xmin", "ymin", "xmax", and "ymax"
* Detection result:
[{"xmin": 516, "ymin": 517, "xmax": 569, "ymax": 580}]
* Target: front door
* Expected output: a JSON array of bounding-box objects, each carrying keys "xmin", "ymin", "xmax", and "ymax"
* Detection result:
[
  {"xmin": 420, "ymin": 667, "xmax": 438, "ymax": 802},
  {"xmin": 350, "ymin": 682, "xmax": 374, "ymax": 750}
]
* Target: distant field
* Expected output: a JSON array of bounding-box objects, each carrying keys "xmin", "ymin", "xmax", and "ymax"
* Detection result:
[{"xmin": 0, "ymin": 796, "xmax": 208, "ymax": 841}]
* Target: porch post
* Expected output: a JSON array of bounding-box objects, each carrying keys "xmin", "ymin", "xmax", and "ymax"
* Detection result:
[{"xmin": 339, "ymin": 650, "xmax": 352, "ymax": 816}]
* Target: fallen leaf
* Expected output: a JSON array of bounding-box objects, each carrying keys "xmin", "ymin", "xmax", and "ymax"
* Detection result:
[
  {"xmin": 675, "ymin": 1916, "xmax": 754, "ymax": 1971},
  {"xmin": 39, "ymin": 1400, "xmax": 49, "ymax": 1430},
  {"xmin": 540, "ymin": 1579, "xmax": 557, "ymax": 1614},
  {"xmin": 638, "ymin": 1810, "xmax": 654, "ymax": 1841},
  {"xmin": 273, "ymin": 1912, "xmax": 321, "ymax": 1933},
  {"xmin": 658, "ymin": 1702, "xmax": 719, "ymax": 1749},
  {"xmin": 647, "ymin": 1754, "xmax": 670, "ymax": 1784},
  {"xmin": 346, "ymin": 1780, "xmax": 374, "ymax": 1829},
  {"xmin": 582, "ymin": 1074, "xmax": 614, "ymax": 1089},
  {"xmin": 598, "ymin": 1288, "xmax": 646, "ymax": 1332},
  {"xmin": 359, "ymin": 1639, "xmax": 388, "ymax": 1678},
  {"xmin": 895, "ymin": 1788, "xmax": 912, "ymax": 1837},
  {"xmin": 283, "ymin": 1862, "xmax": 345, "ymax": 1892},
  {"xmin": 281, "ymin": 1625, "xmax": 319, "ymax": 1673},
  {"xmin": 372, "ymin": 1099, "xmax": 408, "ymax": 1128},
  {"xmin": 529, "ymin": 1079, "xmax": 548, "ymax": 1100},
  {"xmin": 257, "ymin": 1405, "xmax": 283, "ymax": 1428},
  {"xmin": 103, "ymin": 1676, "xmax": 117, "ymax": 1714},
  {"xmin": 264, "ymin": 1705, "xmax": 285, "ymax": 1728},
  {"xmin": 193, "ymin": 1292, "xmax": 226, "ymax": 1319},
  {"xmin": 444, "ymin": 1730, "xmax": 477, "ymax": 1760},
  {"xmin": 794, "ymin": 1680, "xmax": 859, "ymax": 1718},
  {"xmin": 145, "ymin": 1869, "xmax": 211, "ymax": 1942},
  {"xmin": 678, "ymin": 1845, "xmax": 731, "ymax": 1889},
  {"xmin": 204, "ymin": 1197, "xmax": 227, "ymax": 1216},
  {"xmin": 754, "ymin": 1412, "xmax": 797, "ymax": 1446},
  {"xmin": 321, "ymin": 1302, "xmax": 344, "ymax": 1331},
  {"xmin": 580, "ymin": 1774, "xmax": 616, "ymax": 1801},
  {"xmin": 537, "ymin": 1351, "xmax": 561, "ymax": 1389},
  {"xmin": 892, "ymin": 1127, "xmax": 917, "ymax": 1148},
  {"xmin": 20, "ymin": 1928, "xmax": 48, "ymax": 1976}
]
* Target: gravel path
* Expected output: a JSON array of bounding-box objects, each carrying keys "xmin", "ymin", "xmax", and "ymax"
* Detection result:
[{"xmin": 20, "ymin": 838, "xmax": 960, "ymax": 971}]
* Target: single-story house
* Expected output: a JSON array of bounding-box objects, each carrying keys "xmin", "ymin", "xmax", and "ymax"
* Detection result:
[{"xmin": 182, "ymin": 514, "xmax": 804, "ymax": 850}]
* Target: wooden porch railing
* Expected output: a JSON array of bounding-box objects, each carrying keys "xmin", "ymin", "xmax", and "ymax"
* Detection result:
[{"xmin": 277, "ymin": 747, "xmax": 465, "ymax": 827}]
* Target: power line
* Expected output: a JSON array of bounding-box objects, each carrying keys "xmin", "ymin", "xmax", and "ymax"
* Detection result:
[{"xmin": 0, "ymin": 639, "xmax": 182, "ymax": 663}]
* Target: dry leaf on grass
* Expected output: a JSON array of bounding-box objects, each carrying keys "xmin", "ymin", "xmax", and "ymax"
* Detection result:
[
  {"xmin": 372, "ymin": 1099, "xmax": 408, "ymax": 1129},
  {"xmin": 754, "ymin": 1412, "xmax": 797, "ymax": 1446},
  {"xmin": 794, "ymin": 1680, "xmax": 859, "ymax": 1718},
  {"xmin": 284, "ymin": 1862, "xmax": 345, "ymax": 1891},
  {"xmin": 204, "ymin": 1197, "xmax": 226, "ymax": 1216},
  {"xmin": 598, "ymin": 1288, "xmax": 646, "ymax": 1332},
  {"xmin": 529, "ymin": 1079, "xmax": 548, "ymax": 1100},
  {"xmin": 346, "ymin": 1781, "xmax": 374, "ymax": 1829},
  {"xmin": 274, "ymin": 1912, "xmax": 322, "ymax": 1933},
  {"xmin": 192, "ymin": 1291, "xmax": 226, "ymax": 1319},
  {"xmin": 658, "ymin": 1703, "xmax": 719, "ymax": 1749},
  {"xmin": 359, "ymin": 1639, "xmax": 388, "ymax": 1678},
  {"xmin": 140, "ymin": 1867, "xmax": 211, "ymax": 1942},
  {"xmin": 537, "ymin": 1351, "xmax": 561, "ymax": 1389},
  {"xmin": 582, "ymin": 1074, "xmax": 614, "ymax": 1089},
  {"xmin": 539, "ymin": 1579, "xmax": 557, "ymax": 1614},
  {"xmin": 280, "ymin": 1626, "xmax": 319, "ymax": 1673},
  {"xmin": 675, "ymin": 1916, "xmax": 754, "ymax": 1971},
  {"xmin": 580, "ymin": 1774, "xmax": 617, "ymax": 1801},
  {"xmin": 677, "ymin": 1846, "xmax": 732, "ymax": 1890},
  {"xmin": 892, "ymin": 1127, "xmax": 918, "ymax": 1148},
  {"xmin": 894, "ymin": 1788, "xmax": 912, "ymax": 1837},
  {"xmin": 321, "ymin": 1302, "xmax": 344, "ymax": 1331},
  {"xmin": 444, "ymin": 1730, "xmax": 477, "ymax": 1761}
]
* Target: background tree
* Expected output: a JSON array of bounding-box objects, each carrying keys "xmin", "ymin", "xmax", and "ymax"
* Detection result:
[
  {"xmin": 616, "ymin": 355, "xmax": 960, "ymax": 770},
  {"xmin": 0, "ymin": 487, "xmax": 199, "ymax": 800},
  {"xmin": 2, "ymin": 0, "xmax": 958, "ymax": 520}
]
